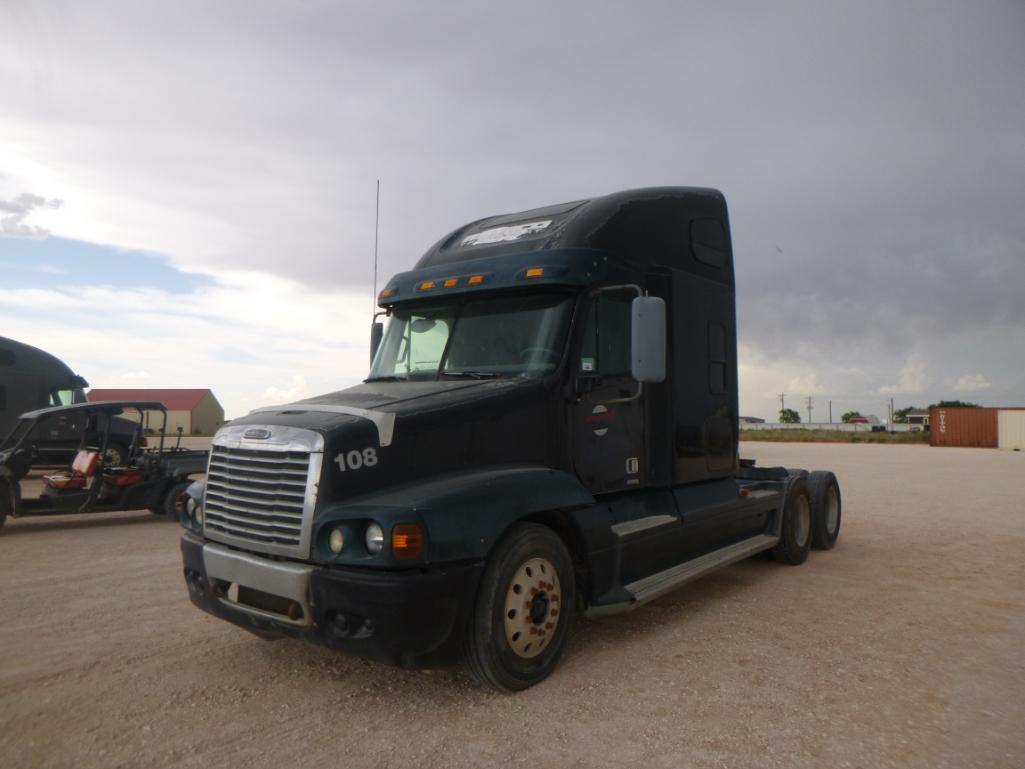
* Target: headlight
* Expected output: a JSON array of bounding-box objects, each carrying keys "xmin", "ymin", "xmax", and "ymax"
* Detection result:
[
  {"xmin": 185, "ymin": 496, "xmax": 203, "ymax": 525},
  {"xmin": 329, "ymin": 527, "xmax": 345, "ymax": 554},
  {"xmin": 365, "ymin": 522, "xmax": 384, "ymax": 554}
]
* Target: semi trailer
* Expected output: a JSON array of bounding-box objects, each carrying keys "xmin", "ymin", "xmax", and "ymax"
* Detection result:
[{"xmin": 179, "ymin": 187, "xmax": 842, "ymax": 691}]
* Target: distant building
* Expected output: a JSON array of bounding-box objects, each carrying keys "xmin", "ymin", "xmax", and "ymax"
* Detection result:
[
  {"xmin": 739, "ymin": 416, "xmax": 765, "ymax": 424},
  {"xmin": 87, "ymin": 388, "xmax": 224, "ymax": 435},
  {"xmin": 905, "ymin": 409, "xmax": 929, "ymax": 426}
]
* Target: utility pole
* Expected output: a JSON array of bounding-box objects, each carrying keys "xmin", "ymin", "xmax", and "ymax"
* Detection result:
[
  {"xmin": 829, "ymin": 399, "xmax": 833, "ymax": 424},
  {"xmin": 806, "ymin": 396, "xmax": 814, "ymax": 425},
  {"xmin": 889, "ymin": 397, "xmax": 895, "ymax": 432},
  {"xmin": 778, "ymin": 393, "xmax": 786, "ymax": 414}
]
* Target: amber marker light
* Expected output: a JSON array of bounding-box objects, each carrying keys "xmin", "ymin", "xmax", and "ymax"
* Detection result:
[
  {"xmin": 379, "ymin": 287, "xmax": 395, "ymax": 299},
  {"xmin": 391, "ymin": 524, "xmax": 425, "ymax": 558},
  {"xmin": 468, "ymin": 274, "xmax": 485, "ymax": 285},
  {"xmin": 525, "ymin": 267, "xmax": 545, "ymax": 278},
  {"xmin": 443, "ymin": 277, "xmax": 458, "ymax": 287},
  {"xmin": 418, "ymin": 280, "xmax": 436, "ymax": 290}
]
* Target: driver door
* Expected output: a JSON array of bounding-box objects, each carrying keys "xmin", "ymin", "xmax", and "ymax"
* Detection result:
[{"xmin": 570, "ymin": 289, "xmax": 646, "ymax": 495}]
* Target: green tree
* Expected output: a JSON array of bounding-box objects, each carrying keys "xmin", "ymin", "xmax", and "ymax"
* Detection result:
[
  {"xmin": 928, "ymin": 400, "xmax": 979, "ymax": 409},
  {"xmin": 841, "ymin": 411, "xmax": 862, "ymax": 423},
  {"xmin": 779, "ymin": 408, "xmax": 801, "ymax": 423}
]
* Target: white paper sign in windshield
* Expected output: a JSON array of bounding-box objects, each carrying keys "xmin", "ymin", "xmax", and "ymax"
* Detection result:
[{"xmin": 461, "ymin": 220, "xmax": 552, "ymax": 246}]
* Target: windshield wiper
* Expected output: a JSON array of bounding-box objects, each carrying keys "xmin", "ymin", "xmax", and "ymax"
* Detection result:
[
  {"xmin": 441, "ymin": 371, "xmax": 503, "ymax": 380},
  {"xmin": 364, "ymin": 375, "xmax": 408, "ymax": 382}
]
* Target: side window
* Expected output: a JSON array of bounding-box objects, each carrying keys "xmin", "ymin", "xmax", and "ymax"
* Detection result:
[
  {"xmin": 50, "ymin": 389, "xmax": 75, "ymax": 406},
  {"xmin": 691, "ymin": 218, "xmax": 727, "ymax": 268},
  {"xmin": 580, "ymin": 292, "xmax": 633, "ymax": 377}
]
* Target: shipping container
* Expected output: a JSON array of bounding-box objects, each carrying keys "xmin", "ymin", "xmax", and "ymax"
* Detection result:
[
  {"xmin": 997, "ymin": 410, "xmax": 1025, "ymax": 450},
  {"xmin": 929, "ymin": 407, "xmax": 998, "ymax": 448}
]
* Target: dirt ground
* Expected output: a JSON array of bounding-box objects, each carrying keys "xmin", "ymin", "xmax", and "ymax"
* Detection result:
[{"xmin": 1, "ymin": 442, "xmax": 1023, "ymax": 769}]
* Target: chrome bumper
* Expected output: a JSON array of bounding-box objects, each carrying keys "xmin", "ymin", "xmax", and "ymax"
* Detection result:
[{"xmin": 203, "ymin": 543, "xmax": 313, "ymax": 627}]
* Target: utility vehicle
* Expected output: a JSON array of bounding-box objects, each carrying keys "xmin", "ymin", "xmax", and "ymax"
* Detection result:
[
  {"xmin": 179, "ymin": 187, "xmax": 842, "ymax": 691},
  {"xmin": 0, "ymin": 400, "xmax": 208, "ymax": 530}
]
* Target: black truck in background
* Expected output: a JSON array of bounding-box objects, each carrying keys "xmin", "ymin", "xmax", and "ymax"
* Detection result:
[
  {"xmin": 179, "ymin": 187, "xmax": 842, "ymax": 691},
  {"xmin": 0, "ymin": 336, "xmax": 140, "ymax": 466}
]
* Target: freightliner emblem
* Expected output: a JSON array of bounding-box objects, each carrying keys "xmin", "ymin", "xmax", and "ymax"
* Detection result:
[{"xmin": 243, "ymin": 428, "xmax": 272, "ymax": 440}]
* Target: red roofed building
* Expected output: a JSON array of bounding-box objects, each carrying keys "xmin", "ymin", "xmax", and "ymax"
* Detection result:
[{"xmin": 86, "ymin": 388, "xmax": 225, "ymax": 435}]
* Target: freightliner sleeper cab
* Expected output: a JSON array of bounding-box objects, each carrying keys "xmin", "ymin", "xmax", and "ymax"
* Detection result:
[{"xmin": 179, "ymin": 187, "xmax": 842, "ymax": 691}]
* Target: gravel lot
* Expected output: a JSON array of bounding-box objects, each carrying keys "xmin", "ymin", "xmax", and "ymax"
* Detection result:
[{"xmin": 1, "ymin": 442, "xmax": 1023, "ymax": 769}]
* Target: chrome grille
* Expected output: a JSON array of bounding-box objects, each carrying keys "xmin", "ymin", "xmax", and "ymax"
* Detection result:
[{"xmin": 202, "ymin": 425, "xmax": 323, "ymax": 558}]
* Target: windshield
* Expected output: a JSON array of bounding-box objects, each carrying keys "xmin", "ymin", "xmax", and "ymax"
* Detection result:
[{"xmin": 368, "ymin": 293, "xmax": 574, "ymax": 381}]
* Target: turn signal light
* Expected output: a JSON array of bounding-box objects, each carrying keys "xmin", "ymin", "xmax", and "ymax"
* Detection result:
[
  {"xmin": 525, "ymin": 267, "xmax": 545, "ymax": 278},
  {"xmin": 391, "ymin": 524, "xmax": 424, "ymax": 558}
]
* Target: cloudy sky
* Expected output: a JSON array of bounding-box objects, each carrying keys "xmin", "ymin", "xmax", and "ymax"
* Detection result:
[{"xmin": 2, "ymin": 1, "xmax": 1023, "ymax": 421}]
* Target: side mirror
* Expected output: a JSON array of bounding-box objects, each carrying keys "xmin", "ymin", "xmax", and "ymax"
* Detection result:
[
  {"xmin": 631, "ymin": 296, "xmax": 666, "ymax": 383},
  {"xmin": 369, "ymin": 321, "xmax": 384, "ymax": 364}
]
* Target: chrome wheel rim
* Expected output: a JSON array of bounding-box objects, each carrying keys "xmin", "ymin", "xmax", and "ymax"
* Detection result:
[
  {"xmin": 794, "ymin": 494, "xmax": 811, "ymax": 547},
  {"xmin": 503, "ymin": 557, "xmax": 561, "ymax": 659},
  {"xmin": 825, "ymin": 486, "xmax": 840, "ymax": 533}
]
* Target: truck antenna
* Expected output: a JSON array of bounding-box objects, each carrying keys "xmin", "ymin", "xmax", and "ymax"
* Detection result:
[{"xmin": 372, "ymin": 179, "xmax": 380, "ymax": 314}]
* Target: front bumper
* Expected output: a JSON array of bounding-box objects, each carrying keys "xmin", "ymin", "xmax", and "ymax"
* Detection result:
[{"xmin": 180, "ymin": 532, "xmax": 483, "ymax": 669}]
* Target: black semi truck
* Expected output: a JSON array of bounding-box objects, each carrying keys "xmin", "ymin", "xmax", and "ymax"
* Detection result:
[
  {"xmin": 180, "ymin": 187, "xmax": 842, "ymax": 691},
  {"xmin": 0, "ymin": 336, "xmax": 140, "ymax": 465}
]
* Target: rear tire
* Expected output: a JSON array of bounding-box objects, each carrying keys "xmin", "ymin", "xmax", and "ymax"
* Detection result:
[
  {"xmin": 163, "ymin": 479, "xmax": 192, "ymax": 522},
  {"xmin": 809, "ymin": 471, "xmax": 842, "ymax": 550},
  {"xmin": 464, "ymin": 523, "xmax": 575, "ymax": 692},
  {"xmin": 772, "ymin": 474, "xmax": 812, "ymax": 565}
]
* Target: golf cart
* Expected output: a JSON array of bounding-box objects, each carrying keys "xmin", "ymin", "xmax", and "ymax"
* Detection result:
[{"xmin": 0, "ymin": 401, "xmax": 209, "ymax": 531}]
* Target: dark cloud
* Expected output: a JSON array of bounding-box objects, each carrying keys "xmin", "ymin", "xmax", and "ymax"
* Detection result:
[{"xmin": 0, "ymin": 192, "xmax": 63, "ymax": 237}]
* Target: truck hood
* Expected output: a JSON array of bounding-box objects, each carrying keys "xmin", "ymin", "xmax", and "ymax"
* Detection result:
[
  {"xmin": 216, "ymin": 376, "xmax": 554, "ymax": 506},
  {"xmin": 228, "ymin": 378, "xmax": 523, "ymax": 436}
]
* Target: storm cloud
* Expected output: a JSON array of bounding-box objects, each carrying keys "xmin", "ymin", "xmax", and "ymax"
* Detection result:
[{"xmin": 1, "ymin": 0, "xmax": 1023, "ymax": 418}]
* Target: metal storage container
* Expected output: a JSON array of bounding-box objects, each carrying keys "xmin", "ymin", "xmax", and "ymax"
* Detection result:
[
  {"xmin": 997, "ymin": 410, "xmax": 1025, "ymax": 450},
  {"xmin": 929, "ymin": 407, "xmax": 998, "ymax": 448}
]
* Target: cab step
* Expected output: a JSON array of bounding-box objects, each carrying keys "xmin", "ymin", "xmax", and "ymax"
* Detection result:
[{"xmin": 585, "ymin": 533, "xmax": 778, "ymax": 617}]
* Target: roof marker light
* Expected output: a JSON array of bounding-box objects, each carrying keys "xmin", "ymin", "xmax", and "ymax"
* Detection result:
[
  {"xmin": 443, "ymin": 278, "xmax": 458, "ymax": 288},
  {"xmin": 418, "ymin": 280, "xmax": 436, "ymax": 291},
  {"xmin": 525, "ymin": 267, "xmax": 545, "ymax": 278},
  {"xmin": 379, "ymin": 287, "xmax": 395, "ymax": 298},
  {"xmin": 468, "ymin": 274, "xmax": 485, "ymax": 285}
]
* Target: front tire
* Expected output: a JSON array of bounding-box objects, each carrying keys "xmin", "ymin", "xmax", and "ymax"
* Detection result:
[
  {"xmin": 772, "ymin": 474, "xmax": 812, "ymax": 565},
  {"xmin": 163, "ymin": 479, "xmax": 192, "ymax": 522},
  {"xmin": 809, "ymin": 471, "xmax": 842, "ymax": 549},
  {"xmin": 465, "ymin": 523, "xmax": 575, "ymax": 692}
]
